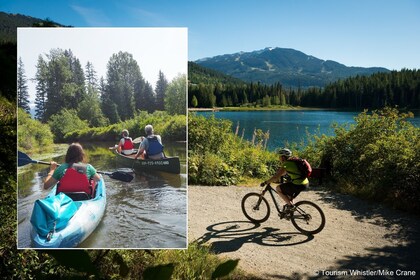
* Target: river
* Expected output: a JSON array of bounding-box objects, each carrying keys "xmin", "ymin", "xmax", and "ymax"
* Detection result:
[
  {"xmin": 17, "ymin": 142, "xmax": 187, "ymax": 249},
  {"xmin": 197, "ymin": 110, "xmax": 420, "ymax": 151}
]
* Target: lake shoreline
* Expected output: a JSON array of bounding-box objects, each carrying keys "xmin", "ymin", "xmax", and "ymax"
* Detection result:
[{"xmin": 189, "ymin": 106, "xmax": 355, "ymax": 112}]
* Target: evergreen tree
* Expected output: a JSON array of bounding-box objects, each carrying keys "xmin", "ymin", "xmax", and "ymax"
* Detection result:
[
  {"xmin": 191, "ymin": 95, "xmax": 198, "ymax": 107},
  {"xmin": 78, "ymin": 90, "xmax": 108, "ymax": 127},
  {"xmin": 106, "ymin": 51, "xmax": 141, "ymax": 120},
  {"xmin": 34, "ymin": 55, "xmax": 48, "ymax": 121},
  {"xmin": 17, "ymin": 57, "xmax": 30, "ymax": 113},
  {"xmin": 155, "ymin": 70, "xmax": 168, "ymax": 111},
  {"xmin": 78, "ymin": 63, "xmax": 108, "ymax": 127},
  {"xmin": 134, "ymin": 77, "xmax": 156, "ymax": 113},
  {"xmin": 64, "ymin": 49, "xmax": 86, "ymax": 107},
  {"xmin": 85, "ymin": 61, "xmax": 98, "ymax": 91},
  {"xmin": 33, "ymin": 48, "xmax": 87, "ymax": 121},
  {"xmin": 165, "ymin": 74, "xmax": 187, "ymax": 115},
  {"xmin": 100, "ymin": 77, "xmax": 120, "ymax": 123}
]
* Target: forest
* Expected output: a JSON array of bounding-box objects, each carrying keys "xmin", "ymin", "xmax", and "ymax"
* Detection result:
[
  {"xmin": 18, "ymin": 48, "xmax": 186, "ymax": 127},
  {"xmin": 188, "ymin": 61, "xmax": 420, "ymax": 110}
]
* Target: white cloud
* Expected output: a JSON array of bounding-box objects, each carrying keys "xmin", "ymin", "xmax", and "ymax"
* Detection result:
[{"xmin": 70, "ymin": 5, "xmax": 112, "ymax": 26}]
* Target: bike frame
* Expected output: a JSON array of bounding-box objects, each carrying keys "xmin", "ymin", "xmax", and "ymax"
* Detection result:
[{"xmin": 260, "ymin": 184, "xmax": 285, "ymax": 214}]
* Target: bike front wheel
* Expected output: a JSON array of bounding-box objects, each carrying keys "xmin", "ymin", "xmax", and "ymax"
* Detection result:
[
  {"xmin": 291, "ymin": 200, "xmax": 325, "ymax": 234},
  {"xmin": 241, "ymin": 192, "xmax": 270, "ymax": 223}
]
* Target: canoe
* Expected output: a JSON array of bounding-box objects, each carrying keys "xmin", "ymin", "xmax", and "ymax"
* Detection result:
[
  {"xmin": 30, "ymin": 176, "xmax": 106, "ymax": 248},
  {"xmin": 115, "ymin": 149, "xmax": 181, "ymax": 174}
]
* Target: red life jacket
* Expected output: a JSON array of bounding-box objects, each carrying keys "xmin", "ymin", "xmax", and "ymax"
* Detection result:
[
  {"xmin": 56, "ymin": 164, "xmax": 93, "ymax": 197},
  {"xmin": 122, "ymin": 137, "xmax": 134, "ymax": 150}
]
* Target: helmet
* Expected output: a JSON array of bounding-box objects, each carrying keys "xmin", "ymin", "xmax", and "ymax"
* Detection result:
[
  {"xmin": 277, "ymin": 148, "xmax": 292, "ymax": 157},
  {"xmin": 144, "ymin": 124, "xmax": 154, "ymax": 135}
]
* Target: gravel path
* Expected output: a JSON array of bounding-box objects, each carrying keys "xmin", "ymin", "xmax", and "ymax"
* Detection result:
[{"xmin": 188, "ymin": 185, "xmax": 420, "ymax": 279}]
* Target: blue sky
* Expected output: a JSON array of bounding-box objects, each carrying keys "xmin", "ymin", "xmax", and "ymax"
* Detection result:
[{"xmin": 2, "ymin": 0, "xmax": 420, "ymax": 70}]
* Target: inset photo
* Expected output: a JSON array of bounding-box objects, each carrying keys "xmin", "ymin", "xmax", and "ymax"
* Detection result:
[{"xmin": 17, "ymin": 27, "xmax": 187, "ymax": 249}]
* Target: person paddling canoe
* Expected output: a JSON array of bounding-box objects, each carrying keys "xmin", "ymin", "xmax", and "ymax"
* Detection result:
[
  {"xmin": 134, "ymin": 125, "xmax": 164, "ymax": 160},
  {"xmin": 117, "ymin": 129, "xmax": 135, "ymax": 155}
]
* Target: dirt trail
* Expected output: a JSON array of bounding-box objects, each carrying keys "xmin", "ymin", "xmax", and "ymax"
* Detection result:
[{"xmin": 188, "ymin": 185, "xmax": 420, "ymax": 279}]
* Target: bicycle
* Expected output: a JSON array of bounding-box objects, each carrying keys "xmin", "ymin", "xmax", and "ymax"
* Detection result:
[{"xmin": 241, "ymin": 183, "xmax": 326, "ymax": 235}]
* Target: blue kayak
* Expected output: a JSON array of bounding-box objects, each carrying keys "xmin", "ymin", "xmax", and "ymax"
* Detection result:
[{"xmin": 30, "ymin": 176, "xmax": 106, "ymax": 248}]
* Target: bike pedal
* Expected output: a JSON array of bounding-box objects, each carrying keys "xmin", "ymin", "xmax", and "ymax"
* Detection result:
[{"xmin": 278, "ymin": 213, "xmax": 286, "ymax": 220}]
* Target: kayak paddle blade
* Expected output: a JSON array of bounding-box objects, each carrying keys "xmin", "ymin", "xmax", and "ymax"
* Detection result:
[
  {"xmin": 107, "ymin": 171, "xmax": 134, "ymax": 182},
  {"xmin": 110, "ymin": 171, "xmax": 134, "ymax": 182},
  {"xmin": 18, "ymin": 151, "xmax": 34, "ymax": 167}
]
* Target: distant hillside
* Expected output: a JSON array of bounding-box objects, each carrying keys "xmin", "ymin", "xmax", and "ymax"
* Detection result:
[
  {"xmin": 188, "ymin": 61, "xmax": 245, "ymax": 85},
  {"xmin": 0, "ymin": 11, "xmax": 68, "ymax": 43},
  {"xmin": 196, "ymin": 47, "xmax": 390, "ymax": 88}
]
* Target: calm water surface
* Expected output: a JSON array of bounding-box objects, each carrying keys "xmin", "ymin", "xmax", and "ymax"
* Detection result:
[
  {"xmin": 17, "ymin": 142, "xmax": 187, "ymax": 249},
  {"xmin": 198, "ymin": 110, "xmax": 420, "ymax": 150}
]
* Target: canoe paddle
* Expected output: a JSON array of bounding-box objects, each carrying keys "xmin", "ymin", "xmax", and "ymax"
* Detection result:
[
  {"xmin": 18, "ymin": 151, "xmax": 134, "ymax": 183},
  {"xmin": 132, "ymin": 136, "xmax": 144, "ymax": 144}
]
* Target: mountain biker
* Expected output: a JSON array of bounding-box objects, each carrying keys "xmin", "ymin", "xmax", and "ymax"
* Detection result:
[{"xmin": 260, "ymin": 148, "xmax": 309, "ymax": 211}]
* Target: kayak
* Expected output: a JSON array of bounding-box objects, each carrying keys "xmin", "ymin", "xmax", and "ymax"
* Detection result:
[
  {"xmin": 115, "ymin": 149, "xmax": 181, "ymax": 174},
  {"xmin": 30, "ymin": 176, "xmax": 106, "ymax": 248}
]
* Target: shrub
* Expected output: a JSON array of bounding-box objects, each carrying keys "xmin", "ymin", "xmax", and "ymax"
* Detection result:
[
  {"xmin": 64, "ymin": 111, "xmax": 186, "ymax": 143},
  {"xmin": 302, "ymin": 107, "xmax": 420, "ymax": 213},
  {"xmin": 48, "ymin": 109, "xmax": 89, "ymax": 142},
  {"xmin": 17, "ymin": 108, "xmax": 54, "ymax": 152},
  {"xmin": 188, "ymin": 114, "xmax": 279, "ymax": 185}
]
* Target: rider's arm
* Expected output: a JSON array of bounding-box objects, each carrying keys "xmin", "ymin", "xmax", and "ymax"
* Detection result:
[{"xmin": 264, "ymin": 167, "xmax": 287, "ymax": 184}]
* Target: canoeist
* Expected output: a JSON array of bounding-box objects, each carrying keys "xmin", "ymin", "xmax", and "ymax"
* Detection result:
[
  {"xmin": 117, "ymin": 129, "xmax": 135, "ymax": 155},
  {"xmin": 44, "ymin": 143, "xmax": 101, "ymax": 198},
  {"xmin": 134, "ymin": 124, "xmax": 164, "ymax": 160}
]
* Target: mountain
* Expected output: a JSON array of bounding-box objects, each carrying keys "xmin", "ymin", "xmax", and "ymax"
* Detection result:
[
  {"xmin": 188, "ymin": 61, "xmax": 245, "ymax": 85},
  {"xmin": 195, "ymin": 47, "xmax": 390, "ymax": 88},
  {"xmin": 0, "ymin": 11, "xmax": 68, "ymax": 43}
]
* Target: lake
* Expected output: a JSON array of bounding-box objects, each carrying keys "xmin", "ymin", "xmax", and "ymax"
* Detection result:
[
  {"xmin": 197, "ymin": 110, "xmax": 420, "ymax": 151},
  {"xmin": 17, "ymin": 142, "xmax": 187, "ymax": 249}
]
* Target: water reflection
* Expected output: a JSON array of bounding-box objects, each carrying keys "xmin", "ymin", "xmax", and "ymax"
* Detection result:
[{"xmin": 17, "ymin": 142, "xmax": 187, "ymax": 249}]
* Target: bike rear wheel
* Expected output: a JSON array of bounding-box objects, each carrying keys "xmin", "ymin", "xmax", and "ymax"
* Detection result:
[
  {"xmin": 241, "ymin": 192, "xmax": 270, "ymax": 223},
  {"xmin": 291, "ymin": 200, "xmax": 325, "ymax": 234}
]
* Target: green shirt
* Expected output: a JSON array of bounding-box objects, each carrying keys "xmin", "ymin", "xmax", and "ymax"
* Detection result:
[
  {"xmin": 283, "ymin": 160, "xmax": 309, "ymax": 185},
  {"xmin": 52, "ymin": 163, "xmax": 97, "ymax": 181}
]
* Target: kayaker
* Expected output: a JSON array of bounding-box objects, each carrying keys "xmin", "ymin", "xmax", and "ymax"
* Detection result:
[
  {"xmin": 117, "ymin": 129, "xmax": 135, "ymax": 155},
  {"xmin": 44, "ymin": 143, "xmax": 101, "ymax": 198},
  {"xmin": 134, "ymin": 124, "xmax": 164, "ymax": 160}
]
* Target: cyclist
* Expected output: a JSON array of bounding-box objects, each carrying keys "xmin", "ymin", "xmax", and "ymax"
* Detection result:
[{"xmin": 260, "ymin": 148, "xmax": 309, "ymax": 212}]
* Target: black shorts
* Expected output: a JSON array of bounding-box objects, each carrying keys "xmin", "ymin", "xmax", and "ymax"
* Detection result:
[{"xmin": 279, "ymin": 182, "xmax": 308, "ymax": 198}]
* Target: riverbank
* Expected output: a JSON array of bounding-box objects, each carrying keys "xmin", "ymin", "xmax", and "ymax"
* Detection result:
[
  {"xmin": 189, "ymin": 106, "xmax": 338, "ymax": 112},
  {"xmin": 17, "ymin": 144, "xmax": 68, "ymax": 175}
]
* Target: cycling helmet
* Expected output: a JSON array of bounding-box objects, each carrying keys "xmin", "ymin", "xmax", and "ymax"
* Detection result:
[{"xmin": 277, "ymin": 148, "xmax": 292, "ymax": 157}]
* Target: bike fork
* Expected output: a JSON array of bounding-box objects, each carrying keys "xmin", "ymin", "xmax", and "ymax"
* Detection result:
[{"xmin": 253, "ymin": 190, "xmax": 267, "ymax": 210}]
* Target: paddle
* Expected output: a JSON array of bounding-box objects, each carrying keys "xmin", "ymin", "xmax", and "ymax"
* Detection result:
[
  {"xmin": 132, "ymin": 136, "xmax": 144, "ymax": 144},
  {"xmin": 18, "ymin": 151, "xmax": 134, "ymax": 182}
]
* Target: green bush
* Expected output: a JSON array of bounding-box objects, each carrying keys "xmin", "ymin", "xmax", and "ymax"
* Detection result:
[
  {"xmin": 303, "ymin": 107, "xmax": 420, "ymax": 213},
  {"xmin": 17, "ymin": 108, "xmax": 54, "ymax": 152},
  {"xmin": 64, "ymin": 111, "xmax": 186, "ymax": 143},
  {"xmin": 189, "ymin": 153, "xmax": 240, "ymax": 185},
  {"xmin": 48, "ymin": 109, "xmax": 89, "ymax": 143},
  {"xmin": 188, "ymin": 114, "xmax": 278, "ymax": 185}
]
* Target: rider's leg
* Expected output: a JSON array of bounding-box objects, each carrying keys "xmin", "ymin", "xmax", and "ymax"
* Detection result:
[
  {"xmin": 277, "ymin": 183, "xmax": 308, "ymax": 206},
  {"xmin": 275, "ymin": 183, "xmax": 294, "ymax": 206}
]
